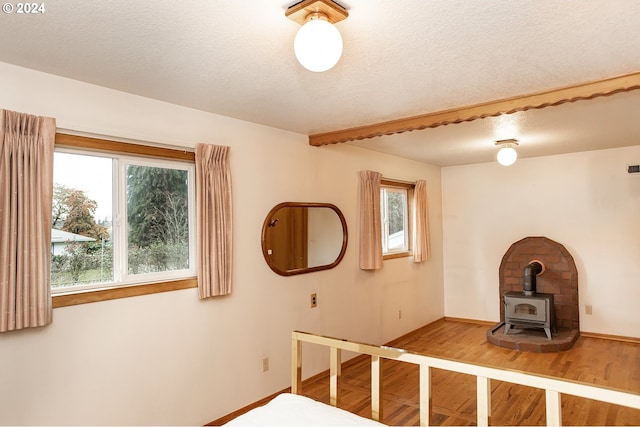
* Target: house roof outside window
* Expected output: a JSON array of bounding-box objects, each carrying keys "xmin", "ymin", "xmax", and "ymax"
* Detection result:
[{"xmin": 51, "ymin": 229, "xmax": 96, "ymax": 243}]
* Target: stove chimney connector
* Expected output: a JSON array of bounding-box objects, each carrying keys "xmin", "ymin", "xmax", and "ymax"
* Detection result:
[{"xmin": 523, "ymin": 261, "xmax": 544, "ymax": 296}]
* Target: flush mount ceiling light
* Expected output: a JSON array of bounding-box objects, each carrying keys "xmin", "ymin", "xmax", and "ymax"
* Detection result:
[
  {"xmin": 286, "ymin": 0, "xmax": 348, "ymax": 72},
  {"xmin": 495, "ymin": 139, "xmax": 519, "ymax": 166}
]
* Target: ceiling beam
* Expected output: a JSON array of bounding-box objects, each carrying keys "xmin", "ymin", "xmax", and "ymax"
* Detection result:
[{"xmin": 308, "ymin": 71, "xmax": 640, "ymax": 146}]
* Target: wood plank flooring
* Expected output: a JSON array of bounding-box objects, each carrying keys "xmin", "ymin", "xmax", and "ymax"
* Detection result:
[{"xmin": 214, "ymin": 319, "xmax": 640, "ymax": 426}]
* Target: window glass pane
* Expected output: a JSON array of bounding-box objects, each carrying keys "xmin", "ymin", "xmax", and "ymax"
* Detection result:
[
  {"xmin": 51, "ymin": 152, "xmax": 113, "ymax": 289},
  {"xmin": 381, "ymin": 187, "xmax": 408, "ymax": 254},
  {"xmin": 386, "ymin": 190, "xmax": 407, "ymax": 251},
  {"xmin": 126, "ymin": 164, "xmax": 190, "ymax": 275}
]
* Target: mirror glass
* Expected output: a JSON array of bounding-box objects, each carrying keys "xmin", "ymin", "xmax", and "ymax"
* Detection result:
[{"xmin": 261, "ymin": 202, "xmax": 348, "ymax": 276}]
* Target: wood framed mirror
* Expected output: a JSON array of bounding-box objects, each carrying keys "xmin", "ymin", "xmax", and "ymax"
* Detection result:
[{"xmin": 261, "ymin": 202, "xmax": 348, "ymax": 276}]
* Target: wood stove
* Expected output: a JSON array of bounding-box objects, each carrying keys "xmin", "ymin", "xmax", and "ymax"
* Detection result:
[
  {"xmin": 503, "ymin": 260, "xmax": 555, "ymax": 340},
  {"xmin": 504, "ymin": 291, "xmax": 555, "ymax": 339}
]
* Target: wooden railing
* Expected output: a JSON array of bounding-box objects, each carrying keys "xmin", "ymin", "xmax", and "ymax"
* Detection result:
[{"xmin": 291, "ymin": 331, "xmax": 640, "ymax": 426}]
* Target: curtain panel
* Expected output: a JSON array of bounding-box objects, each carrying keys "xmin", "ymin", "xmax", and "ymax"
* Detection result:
[
  {"xmin": 195, "ymin": 143, "xmax": 232, "ymax": 299},
  {"xmin": 0, "ymin": 109, "xmax": 56, "ymax": 332},
  {"xmin": 412, "ymin": 179, "xmax": 431, "ymax": 262},
  {"xmin": 358, "ymin": 170, "xmax": 383, "ymax": 270}
]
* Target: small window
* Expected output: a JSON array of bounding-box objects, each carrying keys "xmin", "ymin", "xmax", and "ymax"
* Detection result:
[
  {"xmin": 51, "ymin": 149, "xmax": 196, "ymax": 293},
  {"xmin": 380, "ymin": 181, "xmax": 413, "ymax": 257}
]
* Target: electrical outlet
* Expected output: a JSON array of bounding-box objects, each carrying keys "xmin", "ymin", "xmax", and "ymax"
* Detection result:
[
  {"xmin": 310, "ymin": 293, "xmax": 317, "ymax": 308},
  {"xmin": 585, "ymin": 305, "xmax": 593, "ymax": 315},
  {"xmin": 262, "ymin": 357, "xmax": 269, "ymax": 372}
]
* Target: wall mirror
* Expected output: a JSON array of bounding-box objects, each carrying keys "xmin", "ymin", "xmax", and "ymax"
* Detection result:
[{"xmin": 261, "ymin": 202, "xmax": 348, "ymax": 276}]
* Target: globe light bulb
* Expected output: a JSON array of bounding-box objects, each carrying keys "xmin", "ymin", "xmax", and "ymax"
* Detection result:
[
  {"xmin": 497, "ymin": 146, "xmax": 518, "ymax": 166},
  {"xmin": 294, "ymin": 16, "xmax": 343, "ymax": 72}
]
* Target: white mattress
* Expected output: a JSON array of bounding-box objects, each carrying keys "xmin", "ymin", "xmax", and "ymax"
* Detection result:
[{"xmin": 224, "ymin": 393, "xmax": 387, "ymax": 426}]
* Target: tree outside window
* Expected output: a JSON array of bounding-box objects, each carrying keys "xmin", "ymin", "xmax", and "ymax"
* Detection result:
[{"xmin": 51, "ymin": 150, "xmax": 195, "ymax": 291}]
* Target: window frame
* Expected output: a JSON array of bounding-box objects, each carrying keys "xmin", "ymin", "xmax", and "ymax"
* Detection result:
[
  {"xmin": 380, "ymin": 179, "xmax": 414, "ymax": 260},
  {"xmin": 52, "ymin": 133, "xmax": 197, "ymax": 308}
]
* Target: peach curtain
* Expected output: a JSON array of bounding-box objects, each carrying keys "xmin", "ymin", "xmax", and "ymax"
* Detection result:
[
  {"xmin": 0, "ymin": 109, "xmax": 56, "ymax": 332},
  {"xmin": 412, "ymin": 179, "xmax": 431, "ymax": 262},
  {"xmin": 358, "ymin": 170, "xmax": 383, "ymax": 270},
  {"xmin": 196, "ymin": 143, "xmax": 232, "ymax": 299}
]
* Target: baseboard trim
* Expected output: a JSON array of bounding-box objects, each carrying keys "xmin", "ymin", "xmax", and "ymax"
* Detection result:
[
  {"xmin": 445, "ymin": 317, "xmax": 640, "ymax": 343},
  {"xmin": 206, "ymin": 388, "xmax": 290, "ymax": 426},
  {"xmin": 444, "ymin": 316, "xmax": 496, "ymax": 326},
  {"xmin": 384, "ymin": 317, "xmax": 446, "ymax": 347},
  {"xmin": 579, "ymin": 331, "xmax": 640, "ymax": 344}
]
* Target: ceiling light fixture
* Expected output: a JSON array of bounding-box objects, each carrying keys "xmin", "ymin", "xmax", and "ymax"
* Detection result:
[
  {"xmin": 286, "ymin": 0, "xmax": 348, "ymax": 72},
  {"xmin": 495, "ymin": 139, "xmax": 519, "ymax": 166}
]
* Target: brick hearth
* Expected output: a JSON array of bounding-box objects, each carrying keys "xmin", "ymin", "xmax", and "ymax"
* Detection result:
[{"xmin": 487, "ymin": 236, "xmax": 580, "ymax": 352}]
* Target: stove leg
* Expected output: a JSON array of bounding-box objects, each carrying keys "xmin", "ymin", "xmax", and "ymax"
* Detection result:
[
  {"xmin": 544, "ymin": 327, "xmax": 552, "ymax": 340},
  {"xmin": 504, "ymin": 323, "xmax": 513, "ymax": 335}
]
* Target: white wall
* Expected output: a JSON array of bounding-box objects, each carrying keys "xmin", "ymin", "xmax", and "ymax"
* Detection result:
[
  {"xmin": 0, "ymin": 62, "xmax": 444, "ymax": 425},
  {"xmin": 442, "ymin": 145, "xmax": 640, "ymax": 338}
]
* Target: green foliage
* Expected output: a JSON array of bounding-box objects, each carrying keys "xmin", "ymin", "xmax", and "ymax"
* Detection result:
[
  {"xmin": 51, "ymin": 165, "xmax": 191, "ymax": 288},
  {"xmin": 387, "ymin": 191, "xmax": 406, "ymax": 235},
  {"xmin": 126, "ymin": 165, "xmax": 188, "ymax": 248},
  {"xmin": 128, "ymin": 242, "xmax": 189, "ymax": 274},
  {"xmin": 51, "ymin": 241, "xmax": 113, "ymax": 287}
]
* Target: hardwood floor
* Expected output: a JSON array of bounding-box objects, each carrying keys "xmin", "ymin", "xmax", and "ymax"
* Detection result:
[
  {"xmin": 214, "ymin": 319, "xmax": 640, "ymax": 426},
  {"xmin": 299, "ymin": 319, "xmax": 639, "ymax": 426}
]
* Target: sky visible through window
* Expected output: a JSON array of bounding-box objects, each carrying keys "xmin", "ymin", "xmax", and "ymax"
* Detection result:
[{"xmin": 53, "ymin": 152, "xmax": 113, "ymax": 222}]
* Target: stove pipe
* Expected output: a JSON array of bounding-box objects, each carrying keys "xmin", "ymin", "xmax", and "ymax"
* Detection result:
[{"xmin": 523, "ymin": 261, "xmax": 543, "ymax": 296}]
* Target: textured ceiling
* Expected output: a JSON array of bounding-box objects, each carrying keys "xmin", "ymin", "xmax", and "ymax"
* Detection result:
[{"xmin": 0, "ymin": 0, "xmax": 639, "ymax": 165}]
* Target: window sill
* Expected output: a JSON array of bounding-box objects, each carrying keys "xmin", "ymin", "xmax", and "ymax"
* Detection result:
[
  {"xmin": 383, "ymin": 251, "xmax": 411, "ymax": 260},
  {"xmin": 52, "ymin": 277, "xmax": 198, "ymax": 308}
]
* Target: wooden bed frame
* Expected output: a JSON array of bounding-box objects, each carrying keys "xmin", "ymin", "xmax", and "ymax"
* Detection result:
[{"xmin": 291, "ymin": 331, "xmax": 640, "ymax": 426}]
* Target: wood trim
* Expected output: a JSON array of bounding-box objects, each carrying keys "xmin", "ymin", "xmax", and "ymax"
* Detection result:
[
  {"xmin": 52, "ymin": 278, "xmax": 197, "ymax": 308},
  {"xmin": 261, "ymin": 202, "xmax": 348, "ymax": 277},
  {"xmin": 206, "ymin": 388, "xmax": 291, "ymax": 426},
  {"xmin": 444, "ymin": 316, "xmax": 497, "ymax": 326},
  {"xmin": 579, "ymin": 331, "xmax": 640, "ymax": 344},
  {"xmin": 55, "ymin": 133, "xmax": 195, "ymax": 162},
  {"xmin": 445, "ymin": 317, "xmax": 640, "ymax": 343},
  {"xmin": 383, "ymin": 251, "xmax": 411, "ymax": 260},
  {"xmin": 285, "ymin": 0, "xmax": 349, "ymax": 25},
  {"xmin": 381, "ymin": 178, "xmax": 415, "ymax": 189},
  {"xmin": 308, "ymin": 71, "xmax": 640, "ymax": 146},
  {"xmin": 384, "ymin": 318, "xmax": 446, "ymax": 347}
]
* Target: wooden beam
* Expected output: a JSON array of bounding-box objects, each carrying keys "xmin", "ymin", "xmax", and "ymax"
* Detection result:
[{"xmin": 308, "ymin": 71, "xmax": 640, "ymax": 146}]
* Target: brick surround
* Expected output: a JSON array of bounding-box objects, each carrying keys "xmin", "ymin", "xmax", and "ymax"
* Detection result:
[
  {"xmin": 487, "ymin": 236, "xmax": 580, "ymax": 352},
  {"xmin": 498, "ymin": 236, "xmax": 579, "ymax": 330}
]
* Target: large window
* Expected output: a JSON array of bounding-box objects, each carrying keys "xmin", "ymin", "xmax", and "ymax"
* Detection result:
[
  {"xmin": 380, "ymin": 181, "xmax": 413, "ymax": 257},
  {"xmin": 51, "ymin": 142, "xmax": 196, "ymax": 295}
]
